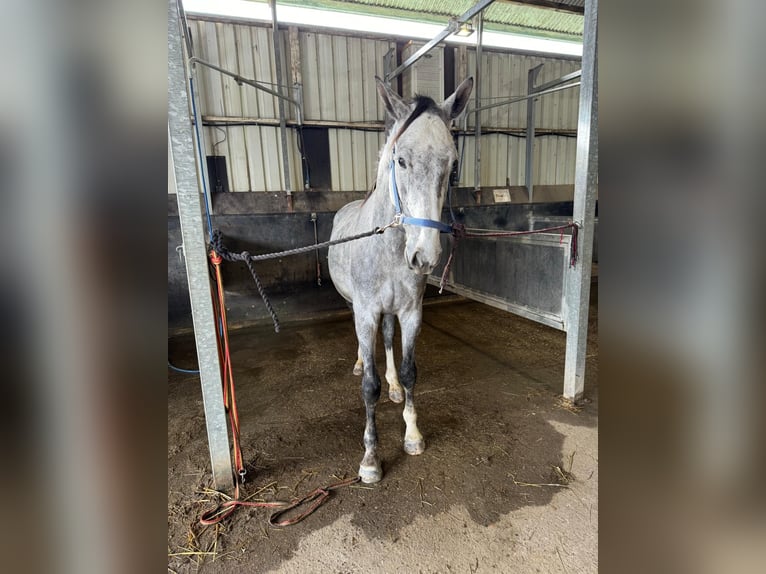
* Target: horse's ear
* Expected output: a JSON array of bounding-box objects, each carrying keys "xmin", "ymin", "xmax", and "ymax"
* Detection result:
[
  {"xmin": 375, "ymin": 76, "xmax": 409, "ymax": 121},
  {"xmin": 442, "ymin": 76, "xmax": 474, "ymax": 120}
]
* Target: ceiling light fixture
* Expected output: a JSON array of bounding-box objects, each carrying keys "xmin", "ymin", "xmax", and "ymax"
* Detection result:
[{"xmin": 454, "ymin": 21, "xmax": 474, "ymax": 37}]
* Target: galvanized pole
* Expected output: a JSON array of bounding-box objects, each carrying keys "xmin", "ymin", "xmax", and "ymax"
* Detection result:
[
  {"xmin": 563, "ymin": 0, "xmax": 598, "ymax": 403},
  {"xmin": 269, "ymin": 0, "xmax": 293, "ymax": 208},
  {"xmin": 168, "ymin": 0, "xmax": 233, "ymax": 490},
  {"xmin": 473, "ymin": 11, "xmax": 483, "ymax": 203},
  {"xmin": 525, "ymin": 64, "xmax": 543, "ymax": 203}
]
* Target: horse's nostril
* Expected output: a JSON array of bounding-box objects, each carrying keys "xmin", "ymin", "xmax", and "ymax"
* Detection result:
[{"xmin": 410, "ymin": 251, "xmax": 423, "ymax": 270}]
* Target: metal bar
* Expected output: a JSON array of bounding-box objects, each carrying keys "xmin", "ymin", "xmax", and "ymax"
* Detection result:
[
  {"xmin": 188, "ymin": 57, "xmax": 301, "ymax": 117},
  {"xmin": 269, "ymin": 0, "xmax": 293, "ymax": 199},
  {"xmin": 383, "ymin": 47, "xmax": 395, "ymax": 86},
  {"xmin": 473, "ymin": 10, "xmax": 483, "ymax": 200},
  {"xmin": 472, "ymin": 81, "xmax": 580, "ymax": 113},
  {"xmin": 167, "ymin": 0, "xmax": 233, "ymax": 491},
  {"xmin": 188, "ymin": 73, "xmax": 214, "ymax": 228},
  {"xmin": 288, "ymin": 25, "xmax": 310, "ymax": 189},
  {"xmin": 563, "ymin": 0, "xmax": 598, "ymax": 403},
  {"xmin": 533, "ymin": 69, "xmax": 582, "ymax": 93},
  {"xmin": 386, "ymin": 26, "xmax": 456, "ymax": 82},
  {"xmin": 525, "ymin": 64, "xmax": 543, "ymax": 202},
  {"xmin": 385, "ymin": 0, "xmax": 495, "ymax": 81},
  {"xmin": 427, "ymin": 278, "xmax": 566, "ymax": 331}
]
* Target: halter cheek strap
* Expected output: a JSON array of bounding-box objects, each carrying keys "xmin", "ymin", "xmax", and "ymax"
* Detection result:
[{"xmin": 388, "ymin": 145, "xmax": 453, "ymax": 234}]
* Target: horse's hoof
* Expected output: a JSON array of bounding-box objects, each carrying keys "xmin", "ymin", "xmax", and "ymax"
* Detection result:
[
  {"xmin": 388, "ymin": 388, "xmax": 404, "ymax": 404},
  {"xmin": 353, "ymin": 363, "xmax": 363, "ymax": 376},
  {"xmin": 404, "ymin": 439, "xmax": 425, "ymax": 456},
  {"xmin": 358, "ymin": 464, "xmax": 382, "ymax": 483}
]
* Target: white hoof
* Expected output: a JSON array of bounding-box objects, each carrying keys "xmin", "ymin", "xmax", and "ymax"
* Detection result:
[
  {"xmin": 404, "ymin": 439, "xmax": 425, "ymax": 456},
  {"xmin": 353, "ymin": 362, "xmax": 363, "ymax": 376},
  {"xmin": 388, "ymin": 388, "xmax": 404, "ymax": 404},
  {"xmin": 358, "ymin": 464, "xmax": 382, "ymax": 483}
]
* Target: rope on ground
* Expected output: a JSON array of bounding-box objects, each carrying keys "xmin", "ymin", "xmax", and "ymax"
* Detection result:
[
  {"xmin": 203, "ymin": 246, "xmax": 363, "ymax": 528},
  {"xmin": 199, "ymin": 476, "xmax": 360, "ymax": 527}
]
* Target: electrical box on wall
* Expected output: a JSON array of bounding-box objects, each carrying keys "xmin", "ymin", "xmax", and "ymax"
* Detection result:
[{"xmin": 401, "ymin": 43, "xmax": 444, "ymax": 101}]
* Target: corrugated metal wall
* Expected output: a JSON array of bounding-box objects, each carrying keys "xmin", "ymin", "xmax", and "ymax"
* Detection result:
[
  {"xmin": 298, "ymin": 30, "xmax": 392, "ymax": 191},
  {"xmin": 459, "ymin": 50, "xmax": 580, "ymax": 188},
  {"xmin": 182, "ymin": 18, "xmax": 580, "ymax": 194}
]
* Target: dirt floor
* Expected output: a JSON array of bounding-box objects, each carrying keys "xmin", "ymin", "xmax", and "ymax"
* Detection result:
[{"xmin": 168, "ymin": 293, "xmax": 598, "ymax": 573}]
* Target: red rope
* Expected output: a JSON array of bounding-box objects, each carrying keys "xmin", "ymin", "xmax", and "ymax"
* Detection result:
[
  {"xmin": 210, "ymin": 251, "xmax": 244, "ymax": 482},
  {"xmin": 201, "ymin": 250, "xmax": 361, "ymax": 527},
  {"xmin": 199, "ymin": 476, "xmax": 361, "ymax": 527}
]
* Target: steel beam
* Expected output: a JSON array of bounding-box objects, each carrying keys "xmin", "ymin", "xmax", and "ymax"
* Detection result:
[
  {"xmin": 534, "ymin": 69, "xmax": 581, "ymax": 93},
  {"xmin": 188, "ymin": 57, "xmax": 302, "ymax": 123},
  {"xmin": 525, "ymin": 64, "xmax": 542, "ymax": 202},
  {"xmin": 473, "ymin": 80, "xmax": 580, "ymax": 114},
  {"xmin": 167, "ymin": 0, "xmax": 233, "ymax": 491},
  {"xmin": 385, "ymin": 0, "xmax": 495, "ymax": 81},
  {"xmin": 473, "ymin": 10, "xmax": 484, "ymax": 201},
  {"xmin": 563, "ymin": 0, "xmax": 598, "ymax": 403},
  {"xmin": 269, "ymin": 0, "xmax": 293, "ymax": 204}
]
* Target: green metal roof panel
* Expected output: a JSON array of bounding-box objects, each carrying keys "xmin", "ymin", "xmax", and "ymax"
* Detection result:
[{"xmin": 273, "ymin": 1, "xmax": 583, "ymax": 41}]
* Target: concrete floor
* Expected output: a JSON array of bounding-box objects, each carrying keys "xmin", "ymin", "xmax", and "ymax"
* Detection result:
[{"xmin": 168, "ymin": 295, "xmax": 598, "ymax": 573}]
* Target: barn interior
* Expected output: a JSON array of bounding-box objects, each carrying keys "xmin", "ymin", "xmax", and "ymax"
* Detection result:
[{"xmin": 168, "ymin": 0, "xmax": 598, "ymax": 572}]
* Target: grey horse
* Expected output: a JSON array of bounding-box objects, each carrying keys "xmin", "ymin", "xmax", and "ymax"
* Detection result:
[{"xmin": 328, "ymin": 76, "xmax": 473, "ymax": 483}]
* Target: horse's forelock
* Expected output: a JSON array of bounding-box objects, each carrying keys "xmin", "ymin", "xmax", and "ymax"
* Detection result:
[{"xmin": 391, "ymin": 95, "xmax": 443, "ymax": 145}]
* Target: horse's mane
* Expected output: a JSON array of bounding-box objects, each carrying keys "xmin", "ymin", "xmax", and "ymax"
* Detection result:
[
  {"xmin": 390, "ymin": 95, "xmax": 440, "ymax": 143},
  {"xmin": 363, "ymin": 95, "xmax": 440, "ymax": 203}
]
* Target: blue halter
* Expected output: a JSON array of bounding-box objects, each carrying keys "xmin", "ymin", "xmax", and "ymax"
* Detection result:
[{"xmin": 388, "ymin": 145, "xmax": 453, "ymax": 234}]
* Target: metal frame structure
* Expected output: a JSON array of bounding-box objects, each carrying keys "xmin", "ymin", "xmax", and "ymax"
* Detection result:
[
  {"xmin": 562, "ymin": 0, "xmax": 597, "ymax": 402},
  {"xmin": 269, "ymin": 0, "xmax": 293, "ymax": 206},
  {"xmin": 384, "ymin": 0, "xmax": 496, "ymax": 82},
  {"xmin": 168, "ymin": 0, "xmax": 233, "ymax": 491},
  {"xmin": 431, "ymin": 0, "xmax": 596, "ymax": 402},
  {"xmin": 169, "ymin": 0, "xmax": 597, "ymax": 488},
  {"xmin": 525, "ymin": 67, "xmax": 582, "ymax": 202}
]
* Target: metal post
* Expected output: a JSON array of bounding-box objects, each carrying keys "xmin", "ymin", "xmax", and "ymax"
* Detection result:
[
  {"xmin": 383, "ymin": 47, "xmax": 395, "ymax": 86},
  {"xmin": 473, "ymin": 11, "xmax": 483, "ymax": 203},
  {"xmin": 525, "ymin": 64, "xmax": 543, "ymax": 202},
  {"xmin": 168, "ymin": 0, "xmax": 233, "ymax": 490},
  {"xmin": 563, "ymin": 0, "xmax": 598, "ymax": 403},
  {"xmin": 269, "ymin": 0, "xmax": 293, "ymax": 208}
]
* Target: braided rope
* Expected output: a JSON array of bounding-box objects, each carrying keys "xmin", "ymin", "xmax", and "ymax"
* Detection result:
[
  {"xmin": 210, "ymin": 227, "xmax": 383, "ymax": 332},
  {"xmin": 211, "ymin": 220, "xmax": 578, "ymax": 331}
]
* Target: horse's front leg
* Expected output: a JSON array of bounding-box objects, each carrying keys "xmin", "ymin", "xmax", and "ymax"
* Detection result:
[
  {"xmin": 399, "ymin": 308, "xmax": 425, "ymax": 455},
  {"xmin": 382, "ymin": 313, "xmax": 404, "ymax": 403},
  {"xmin": 355, "ymin": 311, "xmax": 383, "ymax": 483}
]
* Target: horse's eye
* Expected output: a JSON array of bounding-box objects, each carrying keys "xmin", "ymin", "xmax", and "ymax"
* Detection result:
[{"xmin": 397, "ymin": 157, "xmax": 407, "ymax": 169}]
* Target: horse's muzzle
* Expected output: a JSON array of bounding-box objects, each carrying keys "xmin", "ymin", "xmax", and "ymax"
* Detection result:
[{"xmin": 406, "ymin": 249, "xmax": 436, "ymax": 275}]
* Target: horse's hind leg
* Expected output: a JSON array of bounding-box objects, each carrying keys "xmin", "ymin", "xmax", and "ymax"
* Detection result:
[
  {"xmin": 355, "ymin": 311, "xmax": 383, "ymax": 483},
  {"xmin": 399, "ymin": 309, "xmax": 425, "ymax": 455},
  {"xmin": 353, "ymin": 346, "xmax": 363, "ymax": 376},
  {"xmin": 382, "ymin": 314, "xmax": 404, "ymax": 403}
]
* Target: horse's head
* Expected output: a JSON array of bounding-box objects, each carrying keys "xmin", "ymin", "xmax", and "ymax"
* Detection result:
[{"xmin": 376, "ymin": 76, "xmax": 474, "ymax": 275}]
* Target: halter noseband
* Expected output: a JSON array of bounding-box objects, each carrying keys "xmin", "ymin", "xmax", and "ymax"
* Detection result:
[{"xmin": 387, "ymin": 144, "xmax": 453, "ymax": 234}]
